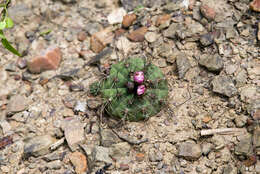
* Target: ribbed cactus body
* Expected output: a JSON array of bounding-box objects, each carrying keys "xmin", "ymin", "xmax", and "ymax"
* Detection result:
[{"xmin": 90, "ymin": 57, "xmax": 168, "ymax": 121}]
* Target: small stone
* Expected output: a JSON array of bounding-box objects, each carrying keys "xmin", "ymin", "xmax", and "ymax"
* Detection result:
[
  {"xmin": 5, "ymin": 62, "xmax": 17, "ymax": 72},
  {"xmin": 92, "ymin": 146, "xmax": 113, "ymax": 164},
  {"xmin": 6, "ymin": 95, "xmax": 29, "ymax": 116},
  {"xmin": 200, "ymin": 33, "xmax": 214, "ymax": 46},
  {"xmin": 211, "ymin": 76, "xmax": 237, "ymax": 97},
  {"xmin": 155, "ymin": 14, "xmax": 171, "ymax": 27},
  {"xmin": 145, "ymin": 32, "xmax": 159, "ymax": 43},
  {"xmin": 120, "ymin": 163, "xmax": 129, "ymax": 171},
  {"xmin": 46, "ymin": 160, "xmax": 62, "ymax": 170},
  {"xmin": 127, "ymin": 27, "xmax": 148, "ymax": 42},
  {"xmin": 77, "ymin": 31, "xmax": 87, "ymax": 41},
  {"xmin": 100, "ymin": 129, "xmax": 120, "ymax": 147},
  {"xmin": 177, "ymin": 141, "xmax": 202, "ymax": 160},
  {"xmin": 176, "ymin": 53, "xmax": 191, "ymax": 79},
  {"xmin": 235, "ymin": 135, "xmax": 253, "ymax": 156},
  {"xmin": 122, "ymin": 13, "xmax": 136, "ymax": 28},
  {"xmin": 0, "ymin": 120, "xmax": 12, "ymax": 135},
  {"xmin": 69, "ymin": 152, "xmax": 88, "ymax": 174},
  {"xmin": 8, "ymin": 4, "xmax": 32, "ymax": 23},
  {"xmin": 115, "ymin": 28, "xmax": 127, "ymax": 38},
  {"xmin": 17, "ymin": 58, "xmax": 27, "ymax": 69},
  {"xmin": 90, "ymin": 27, "xmax": 114, "ymax": 53},
  {"xmin": 201, "ymin": 143, "xmax": 213, "ymax": 156},
  {"xmin": 253, "ymin": 109, "xmax": 260, "ymax": 120},
  {"xmin": 163, "ymin": 2, "xmax": 184, "ymax": 12},
  {"xmin": 136, "ymin": 153, "xmax": 145, "ymax": 162},
  {"xmin": 240, "ymin": 86, "xmax": 259, "ymax": 103},
  {"xmin": 24, "ymin": 135, "xmax": 57, "ymax": 157},
  {"xmin": 74, "ymin": 100, "xmax": 87, "ymax": 113},
  {"xmin": 43, "ymin": 151, "xmax": 65, "ymax": 162},
  {"xmin": 250, "ymin": 0, "xmax": 260, "ymax": 12},
  {"xmin": 110, "ymin": 142, "xmax": 131, "ymax": 160},
  {"xmin": 199, "ymin": 54, "xmax": 223, "ymax": 72},
  {"xmin": 222, "ymin": 164, "xmax": 237, "ymax": 174},
  {"xmin": 200, "ymin": 4, "xmax": 216, "ymax": 20},
  {"xmin": 62, "ymin": 118, "xmax": 85, "ymax": 151},
  {"xmin": 108, "ymin": 8, "xmax": 126, "ymax": 25},
  {"xmin": 85, "ymin": 22, "xmax": 103, "ymax": 35},
  {"xmin": 27, "ymin": 47, "xmax": 62, "ymax": 73}
]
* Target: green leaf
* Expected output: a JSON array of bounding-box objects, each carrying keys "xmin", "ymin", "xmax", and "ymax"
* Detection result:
[
  {"xmin": 1, "ymin": 38, "xmax": 21, "ymax": 57},
  {"xmin": 0, "ymin": 21, "xmax": 6, "ymax": 30},
  {"xmin": 40, "ymin": 29, "xmax": 52, "ymax": 36},
  {"xmin": 4, "ymin": 17, "xmax": 13, "ymax": 28},
  {"xmin": 0, "ymin": 30, "xmax": 5, "ymax": 39}
]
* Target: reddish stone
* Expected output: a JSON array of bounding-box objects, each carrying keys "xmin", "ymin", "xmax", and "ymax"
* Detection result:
[
  {"xmin": 127, "ymin": 27, "xmax": 148, "ymax": 42},
  {"xmin": 27, "ymin": 47, "xmax": 62, "ymax": 73},
  {"xmin": 122, "ymin": 13, "xmax": 137, "ymax": 28},
  {"xmin": 258, "ymin": 23, "xmax": 260, "ymax": 40},
  {"xmin": 189, "ymin": 0, "xmax": 196, "ymax": 10},
  {"xmin": 77, "ymin": 31, "xmax": 87, "ymax": 41},
  {"xmin": 90, "ymin": 27, "xmax": 114, "ymax": 53},
  {"xmin": 136, "ymin": 153, "xmax": 145, "ymax": 162},
  {"xmin": 69, "ymin": 152, "xmax": 88, "ymax": 174},
  {"xmin": 115, "ymin": 28, "xmax": 126, "ymax": 38},
  {"xmin": 119, "ymin": 163, "xmax": 129, "ymax": 171},
  {"xmin": 250, "ymin": 0, "xmax": 260, "ymax": 12},
  {"xmin": 200, "ymin": 4, "xmax": 216, "ymax": 21},
  {"xmin": 155, "ymin": 14, "xmax": 171, "ymax": 27}
]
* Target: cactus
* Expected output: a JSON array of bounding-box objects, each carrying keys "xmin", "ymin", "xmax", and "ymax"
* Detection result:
[{"xmin": 90, "ymin": 57, "xmax": 168, "ymax": 121}]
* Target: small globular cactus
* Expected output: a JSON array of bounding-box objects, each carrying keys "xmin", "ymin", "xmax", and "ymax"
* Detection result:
[{"xmin": 90, "ymin": 57, "xmax": 168, "ymax": 121}]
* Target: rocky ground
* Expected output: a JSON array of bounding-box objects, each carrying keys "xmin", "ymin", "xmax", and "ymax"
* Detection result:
[{"xmin": 0, "ymin": 0, "xmax": 260, "ymax": 173}]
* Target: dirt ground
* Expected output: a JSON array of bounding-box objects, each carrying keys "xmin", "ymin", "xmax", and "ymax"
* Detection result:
[{"xmin": 0, "ymin": 0, "xmax": 260, "ymax": 173}]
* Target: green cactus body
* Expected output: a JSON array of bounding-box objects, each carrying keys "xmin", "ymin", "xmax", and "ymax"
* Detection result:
[{"xmin": 90, "ymin": 57, "xmax": 168, "ymax": 121}]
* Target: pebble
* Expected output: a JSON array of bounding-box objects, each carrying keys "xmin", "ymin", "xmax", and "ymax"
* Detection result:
[
  {"xmin": 77, "ymin": 31, "xmax": 87, "ymax": 41},
  {"xmin": 110, "ymin": 142, "xmax": 131, "ymax": 160},
  {"xmin": 122, "ymin": 13, "xmax": 136, "ymax": 28},
  {"xmin": 100, "ymin": 129, "xmax": 120, "ymax": 147},
  {"xmin": 108, "ymin": 8, "xmax": 126, "ymax": 24},
  {"xmin": 176, "ymin": 53, "xmax": 191, "ymax": 79},
  {"xmin": 136, "ymin": 153, "xmax": 145, "ymax": 162},
  {"xmin": 6, "ymin": 95, "xmax": 29, "ymax": 116},
  {"xmin": 149, "ymin": 149, "xmax": 163, "ymax": 162},
  {"xmin": 8, "ymin": 3, "xmax": 32, "ymax": 23},
  {"xmin": 234, "ymin": 135, "xmax": 253, "ymax": 157},
  {"xmin": 200, "ymin": 4, "xmax": 216, "ymax": 21},
  {"xmin": 0, "ymin": 120, "xmax": 12, "ymax": 135},
  {"xmin": 62, "ymin": 118, "xmax": 85, "ymax": 151},
  {"xmin": 90, "ymin": 27, "xmax": 114, "ymax": 53},
  {"xmin": 91, "ymin": 146, "xmax": 113, "ymax": 164},
  {"xmin": 156, "ymin": 14, "xmax": 171, "ymax": 27},
  {"xmin": 24, "ymin": 135, "xmax": 57, "ymax": 157},
  {"xmin": 211, "ymin": 75, "xmax": 237, "ymax": 97},
  {"xmin": 27, "ymin": 47, "xmax": 62, "ymax": 73},
  {"xmin": 145, "ymin": 32, "xmax": 159, "ymax": 43},
  {"xmin": 177, "ymin": 141, "xmax": 202, "ymax": 160},
  {"xmin": 199, "ymin": 54, "xmax": 223, "ymax": 72},
  {"xmin": 250, "ymin": 0, "xmax": 260, "ymax": 12},
  {"xmin": 120, "ymin": 163, "xmax": 129, "ymax": 171},
  {"xmin": 74, "ymin": 100, "xmax": 87, "ymax": 113},
  {"xmin": 17, "ymin": 58, "xmax": 27, "ymax": 69},
  {"xmin": 240, "ymin": 86, "xmax": 259, "ymax": 103},
  {"xmin": 234, "ymin": 115, "xmax": 248, "ymax": 128},
  {"xmin": 69, "ymin": 152, "xmax": 88, "ymax": 174},
  {"xmin": 85, "ymin": 22, "xmax": 103, "ymax": 35},
  {"xmin": 200, "ymin": 33, "xmax": 214, "ymax": 46},
  {"xmin": 127, "ymin": 26, "xmax": 148, "ymax": 42}
]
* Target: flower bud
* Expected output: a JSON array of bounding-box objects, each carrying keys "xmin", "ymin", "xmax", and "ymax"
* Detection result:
[
  {"xmin": 137, "ymin": 85, "xmax": 146, "ymax": 95},
  {"xmin": 133, "ymin": 71, "xmax": 144, "ymax": 84}
]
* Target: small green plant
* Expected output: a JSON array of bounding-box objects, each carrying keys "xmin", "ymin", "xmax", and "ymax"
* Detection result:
[
  {"xmin": 0, "ymin": 0, "xmax": 21, "ymax": 56},
  {"xmin": 133, "ymin": 4, "xmax": 144, "ymax": 13},
  {"xmin": 90, "ymin": 57, "xmax": 168, "ymax": 121}
]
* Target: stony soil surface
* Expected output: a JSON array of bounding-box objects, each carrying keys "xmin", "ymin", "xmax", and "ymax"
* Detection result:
[{"xmin": 0, "ymin": 0, "xmax": 260, "ymax": 173}]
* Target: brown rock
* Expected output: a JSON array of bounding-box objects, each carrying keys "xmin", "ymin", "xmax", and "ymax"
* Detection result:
[
  {"xmin": 136, "ymin": 153, "xmax": 145, "ymax": 162},
  {"xmin": 115, "ymin": 28, "xmax": 126, "ymax": 38},
  {"xmin": 119, "ymin": 163, "xmax": 129, "ymax": 171},
  {"xmin": 250, "ymin": 0, "xmax": 260, "ymax": 12},
  {"xmin": 27, "ymin": 47, "xmax": 62, "ymax": 73},
  {"xmin": 69, "ymin": 152, "xmax": 88, "ymax": 174},
  {"xmin": 90, "ymin": 27, "xmax": 114, "ymax": 53},
  {"xmin": 77, "ymin": 31, "xmax": 87, "ymax": 41},
  {"xmin": 200, "ymin": 4, "xmax": 216, "ymax": 20},
  {"xmin": 155, "ymin": 14, "xmax": 171, "ymax": 27},
  {"xmin": 122, "ymin": 13, "xmax": 137, "ymax": 28},
  {"xmin": 127, "ymin": 27, "xmax": 148, "ymax": 42}
]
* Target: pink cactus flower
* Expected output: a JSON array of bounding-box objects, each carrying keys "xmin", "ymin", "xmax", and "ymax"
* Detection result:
[
  {"xmin": 134, "ymin": 71, "xmax": 144, "ymax": 84},
  {"xmin": 137, "ymin": 85, "xmax": 146, "ymax": 95}
]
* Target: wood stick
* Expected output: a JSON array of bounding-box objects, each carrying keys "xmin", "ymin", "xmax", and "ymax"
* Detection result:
[{"xmin": 201, "ymin": 128, "xmax": 247, "ymax": 136}]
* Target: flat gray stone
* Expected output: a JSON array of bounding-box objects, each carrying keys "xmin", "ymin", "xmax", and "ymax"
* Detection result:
[
  {"xmin": 177, "ymin": 141, "xmax": 202, "ymax": 160},
  {"xmin": 211, "ymin": 76, "xmax": 237, "ymax": 97},
  {"xmin": 199, "ymin": 54, "xmax": 223, "ymax": 72},
  {"xmin": 6, "ymin": 95, "xmax": 29, "ymax": 116},
  {"xmin": 176, "ymin": 53, "xmax": 191, "ymax": 79}
]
